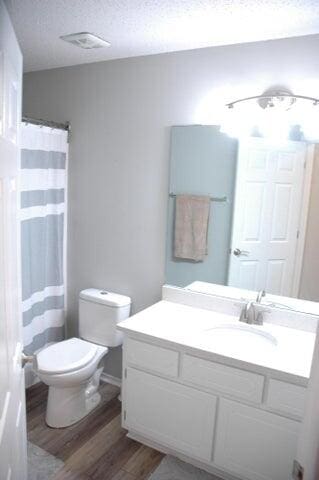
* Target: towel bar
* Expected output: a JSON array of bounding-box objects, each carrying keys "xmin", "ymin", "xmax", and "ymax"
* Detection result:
[{"xmin": 169, "ymin": 193, "xmax": 228, "ymax": 203}]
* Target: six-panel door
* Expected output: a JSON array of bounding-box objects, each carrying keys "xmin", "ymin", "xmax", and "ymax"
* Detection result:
[
  {"xmin": 228, "ymin": 137, "xmax": 308, "ymax": 296},
  {"xmin": 0, "ymin": 2, "xmax": 26, "ymax": 479}
]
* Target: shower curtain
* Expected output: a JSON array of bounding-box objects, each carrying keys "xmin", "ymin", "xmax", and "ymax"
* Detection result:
[{"xmin": 20, "ymin": 122, "xmax": 68, "ymax": 356}]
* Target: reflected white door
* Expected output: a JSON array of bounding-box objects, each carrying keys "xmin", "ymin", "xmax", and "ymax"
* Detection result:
[
  {"xmin": 228, "ymin": 137, "xmax": 309, "ymax": 297},
  {"xmin": 0, "ymin": 2, "xmax": 27, "ymax": 479}
]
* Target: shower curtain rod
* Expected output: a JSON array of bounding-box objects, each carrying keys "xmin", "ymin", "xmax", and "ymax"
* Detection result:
[{"xmin": 22, "ymin": 116, "xmax": 70, "ymax": 131}]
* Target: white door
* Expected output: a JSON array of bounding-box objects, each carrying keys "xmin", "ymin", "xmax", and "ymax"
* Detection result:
[
  {"xmin": 0, "ymin": 2, "xmax": 27, "ymax": 479},
  {"xmin": 228, "ymin": 137, "xmax": 310, "ymax": 297}
]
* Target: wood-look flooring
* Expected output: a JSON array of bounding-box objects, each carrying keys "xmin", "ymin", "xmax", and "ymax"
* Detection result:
[{"xmin": 26, "ymin": 382, "xmax": 164, "ymax": 480}]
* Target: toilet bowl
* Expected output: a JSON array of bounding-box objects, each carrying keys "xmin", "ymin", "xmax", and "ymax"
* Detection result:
[
  {"xmin": 35, "ymin": 288, "xmax": 131, "ymax": 428},
  {"xmin": 36, "ymin": 338, "xmax": 108, "ymax": 428}
]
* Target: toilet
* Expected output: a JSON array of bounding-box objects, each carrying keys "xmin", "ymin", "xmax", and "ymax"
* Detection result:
[{"xmin": 35, "ymin": 288, "xmax": 131, "ymax": 428}]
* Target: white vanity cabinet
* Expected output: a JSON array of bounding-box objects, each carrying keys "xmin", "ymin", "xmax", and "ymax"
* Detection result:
[{"xmin": 121, "ymin": 335, "xmax": 306, "ymax": 480}]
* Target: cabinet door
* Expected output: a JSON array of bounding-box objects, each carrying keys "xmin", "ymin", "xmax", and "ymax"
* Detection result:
[
  {"xmin": 125, "ymin": 367, "xmax": 217, "ymax": 461},
  {"xmin": 214, "ymin": 399, "xmax": 299, "ymax": 480}
]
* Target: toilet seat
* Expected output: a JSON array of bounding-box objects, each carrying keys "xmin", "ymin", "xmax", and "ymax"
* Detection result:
[{"xmin": 37, "ymin": 338, "xmax": 98, "ymax": 375}]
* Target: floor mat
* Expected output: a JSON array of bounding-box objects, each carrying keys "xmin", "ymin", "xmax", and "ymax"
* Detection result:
[
  {"xmin": 27, "ymin": 442, "xmax": 64, "ymax": 480},
  {"xmin": 149, "ymin": 455, "xmax": 222, "ymax": 480}
]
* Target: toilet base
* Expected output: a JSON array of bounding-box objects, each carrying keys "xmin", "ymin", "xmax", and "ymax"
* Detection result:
[{"xmin": 45, "ymin": 367, "xmax": 103, "ymax": 428}]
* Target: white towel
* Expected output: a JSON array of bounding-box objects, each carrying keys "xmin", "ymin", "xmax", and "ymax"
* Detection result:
[{"xmin": 174, "ymin": 195, "xmax": 210, "ymax": 262}]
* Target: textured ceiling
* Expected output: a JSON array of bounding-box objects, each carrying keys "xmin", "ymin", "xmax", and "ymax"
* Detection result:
[{"xmin": 5, "ymin": 0, "xmax": 319, "ymax": 72}]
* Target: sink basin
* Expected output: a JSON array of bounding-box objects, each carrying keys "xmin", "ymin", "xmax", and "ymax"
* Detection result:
[{"xmin": 201, "ymin": 323, "xmax": 277, "ymax": 358}]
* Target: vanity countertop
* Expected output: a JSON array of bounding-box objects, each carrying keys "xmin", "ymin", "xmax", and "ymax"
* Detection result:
[{"xmin": 118, "ymin": 300, "xmax": 316, "ymax": 382}]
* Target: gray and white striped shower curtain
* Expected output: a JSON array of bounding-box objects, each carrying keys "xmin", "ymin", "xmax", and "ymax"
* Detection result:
[{"xmin": 21, "ymin": 123, "xmax": 68, "ymax": 356}]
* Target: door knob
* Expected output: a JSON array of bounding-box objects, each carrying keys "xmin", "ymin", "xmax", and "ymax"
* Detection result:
[
  {"xmin": 233, "ymin": 248, "xmax": 250, "ymax": 257},
  {"xmin": 21, "ymin": 352, "xmax": 36, "ymax": 368}
]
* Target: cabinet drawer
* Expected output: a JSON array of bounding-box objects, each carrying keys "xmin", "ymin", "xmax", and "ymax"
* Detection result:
[
  {"xmin": 125, "ymin": 337, "xmax": 179, "ymax": 377},
  {"xmin": 266, "ymin": 379, "xmax": 306, "ymax": 418},
  {"xmin": 125, "ymin": 367, "xmax": 217, "ymax": 461},
  {"xmin": 181, "ymin": 354, "xmax": 264, "ymax": 403}
]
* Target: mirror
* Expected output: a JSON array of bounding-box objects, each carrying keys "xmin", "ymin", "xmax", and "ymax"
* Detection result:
[{"xmin": 165, "ymin": 125, "xmax": 319, "ymax": 311}]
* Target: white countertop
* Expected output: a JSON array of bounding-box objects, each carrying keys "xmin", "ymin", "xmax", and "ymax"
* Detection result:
[{"xmin": 118, "ymin": 300, "xmax": 316, "ymax": 380}]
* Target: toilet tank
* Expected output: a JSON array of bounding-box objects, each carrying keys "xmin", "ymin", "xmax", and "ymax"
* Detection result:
[{"xmin": 79, "ymin": 288, "xmax": 131, "ymax": 347}]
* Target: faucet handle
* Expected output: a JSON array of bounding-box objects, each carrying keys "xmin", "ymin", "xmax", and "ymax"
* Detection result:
[
  {"xmin": 255, "ymin": 312, "xmax": 264, "ymax": 325},
  {"xmin": 239, "ymin": 310, "xmax": 247, "ymax": 323}
]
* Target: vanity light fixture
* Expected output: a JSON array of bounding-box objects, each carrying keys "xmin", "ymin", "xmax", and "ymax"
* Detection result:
[
  {"xmin": 226, "ymin": 89, "xmax": 319, "ymax": 111},
  {"xmin": 222, "ymin": 87, "xmax": 319, "ymax": 140},
  {"xmin": 60, "ymin": 32, "xmax": 111, "ymax": 49}
]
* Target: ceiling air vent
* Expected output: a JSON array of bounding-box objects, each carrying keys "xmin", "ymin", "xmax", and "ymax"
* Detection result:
[{"xmin": 60, "ymin": 32, "xmax": 111, "ymax": 49}]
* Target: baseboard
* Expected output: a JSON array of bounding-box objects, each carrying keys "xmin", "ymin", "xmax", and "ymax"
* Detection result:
[
  {"xmin": 24, "ymin": 363, "xmax": 40, "ymax": 389},
  {"xmin": 100, "ymin": 372, "xmax": 122, "ymax": 388}
]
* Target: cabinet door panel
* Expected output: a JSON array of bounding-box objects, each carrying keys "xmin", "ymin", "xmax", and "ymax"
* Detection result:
[
  {"xmin": 214, "ymin": 399, "xmax": 299, "ymax": 480},
  {"xmin": 125, "ymin": 367, "xmax": 217, "ymax": 461}
]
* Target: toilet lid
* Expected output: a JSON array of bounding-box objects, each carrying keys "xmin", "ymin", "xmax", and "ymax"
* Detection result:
[{"xmin": 37, "ymin": 338, "xmax": 98, "ymax": 374}]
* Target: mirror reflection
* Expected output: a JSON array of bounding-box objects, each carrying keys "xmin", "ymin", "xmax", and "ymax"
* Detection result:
[{"xmin": 165, "ymin": 125, "xmax": 319, "ymax": 304}]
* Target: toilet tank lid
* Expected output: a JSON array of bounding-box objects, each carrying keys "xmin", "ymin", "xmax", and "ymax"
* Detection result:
[{"xmin": 80, "ymin": 288, "xmax": 131, "ymax": 307}]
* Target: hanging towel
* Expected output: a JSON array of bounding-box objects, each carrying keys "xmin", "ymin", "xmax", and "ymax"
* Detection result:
[{"xmin": 174, "ymin": 195, "xmax": 210, "ymax": 262}]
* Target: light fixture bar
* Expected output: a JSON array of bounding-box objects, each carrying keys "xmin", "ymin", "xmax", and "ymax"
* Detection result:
[{"xmin": 226, "ymin": 93, "xmax": 319, "ymax": 109}]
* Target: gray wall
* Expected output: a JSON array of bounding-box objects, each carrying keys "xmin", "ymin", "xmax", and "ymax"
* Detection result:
[
  {"xmin": 165, "ymin": 125, "xmax": 237, "ymax": 287},
  {"xmin": 23, "ymin": 34, "xmax": 319, "ymax": 377}
]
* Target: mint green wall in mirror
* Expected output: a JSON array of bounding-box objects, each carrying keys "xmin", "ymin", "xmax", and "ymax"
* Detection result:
[{"xmin": 165, "ymin": 125, "xmax": 238, "ymax": 288}]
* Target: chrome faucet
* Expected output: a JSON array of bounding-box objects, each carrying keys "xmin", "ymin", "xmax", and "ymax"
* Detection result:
[
  {"xmin": 239, "ymin": 301, "xmax": 256, "ymax": 324},
  {"xmin": 256, "ymin": 289, "xmax": 266, "ymax": 303},
  {"xmin": 239, "ymin": 290, "xmax": 266, "ymax": 325}
]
